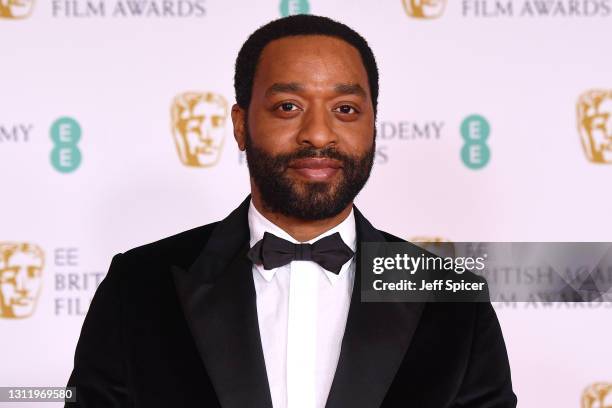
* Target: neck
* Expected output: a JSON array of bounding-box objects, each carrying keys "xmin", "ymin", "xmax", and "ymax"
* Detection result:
[{"xmin": 250, "ymin": 186, "xmax": 353, "ymax": 242}]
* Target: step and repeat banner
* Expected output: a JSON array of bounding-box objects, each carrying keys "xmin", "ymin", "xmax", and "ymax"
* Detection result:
[{"xmin": 1, "ymin": 0, "xmax": 611, "ymax": 406}]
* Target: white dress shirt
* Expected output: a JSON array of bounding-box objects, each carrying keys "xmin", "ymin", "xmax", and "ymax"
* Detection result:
[{"xmin": 248, "ymin": 200, "xmax": 356, "ymax": 408}]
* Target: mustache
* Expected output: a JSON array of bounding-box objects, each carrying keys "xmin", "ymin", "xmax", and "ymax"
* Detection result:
[{"xmin": 274, "ymin": 146, "xmax": 355, "ymax": 166}]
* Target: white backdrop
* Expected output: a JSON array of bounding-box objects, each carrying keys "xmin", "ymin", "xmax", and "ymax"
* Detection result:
[{"xmin": 1, "ymin": 0, "xmax": 612, "ymax": 406}]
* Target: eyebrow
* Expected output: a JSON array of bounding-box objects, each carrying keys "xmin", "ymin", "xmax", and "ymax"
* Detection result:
[
  {"xmin": 334, "ymin": 83, "xmax": 367, "ymax": 98},
  {"xmin": 264, "ymin": 82, "xmax": 367, "ymax": 98},
  {"xmin": 265, "ymin": 82, "xmax": 304, "ymax": 97}
]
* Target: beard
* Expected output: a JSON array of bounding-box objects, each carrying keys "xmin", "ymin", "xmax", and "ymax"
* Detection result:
[{"xmin": 245, "ymin": 128, "xmax": 375, "ymax": 221}]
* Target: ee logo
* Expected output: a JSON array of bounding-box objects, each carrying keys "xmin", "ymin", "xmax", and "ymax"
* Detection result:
[
  {"xmin": 279, "ymin": 0, "xmax": 309, "ymax": 17},
  {"xmin": 460, "ymin": 114, "xmax": 490, "ymax": 170},
  {"xmin": 50, "ymin": 117, "xmax": 82, "ymax": 173}
]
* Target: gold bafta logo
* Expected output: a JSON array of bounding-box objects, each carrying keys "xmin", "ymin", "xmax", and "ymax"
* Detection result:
[
  {"xmin": 581, "ymin": 383, "xmax": 612, "ymax": 408},
  {"xmin": 410, "ymin": 236, "xmax": 451, "ymax": 243},
  {"xmin": 577, "ymin": 90, "xmax": 612, "ymax": 164},
  {"xmin": 0, "ymin": 0, "xmax": 35, "ymax": 19},
  {"xmin": 410, "ymin": 237, "xmax": 455, "ymax": 258},
  {"xmin": 402, "ymin": 0, "xmax": 446, "ymax": 19},
  {"xmin": 171, "ymin": 92, "xmax": 228, "ymax": 168},
  {"xmin": 0, "ymin": 242, "xmax": 44, "ymax": 319}
]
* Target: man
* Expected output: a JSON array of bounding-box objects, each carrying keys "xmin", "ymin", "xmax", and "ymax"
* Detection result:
[{"xmin": 66, "ymin": 15, "xmax": 517, "ymax": 407}]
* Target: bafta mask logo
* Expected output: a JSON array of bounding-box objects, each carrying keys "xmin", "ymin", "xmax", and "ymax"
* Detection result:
[
  {"xmin": 410, "ymin": 237, "xmax": 455, "ymax": 258},
  {"xmin": 0, "ymin": 0, "xmax": 35, "ymax": 19},
  {"xmin": 410, "ymin": 236, "xmax": 451, "ymax": 243},
  {"xmin": 402, "ymin": 0, "xmax": 446, "ymax": 19},
  {"xmin": 0, "ymin": 242, "xmax": 44, "ymax": 319},
  {"xmin": 577, "ymin": 90, "xmax": 612, "ymax": 164},
  {"xmin": 171, "ymin": 92, "xmax": 228, "ymax": 168},
  {"xmin": 582, "ymin": 383, "xmax": 612, "ymax": 408}
]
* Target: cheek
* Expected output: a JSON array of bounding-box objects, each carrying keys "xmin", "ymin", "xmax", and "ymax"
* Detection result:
[
  {"xmin": 211, "ymin": 128, "xmax": 225, "ymax": 143},
  {"xmin": 606, "ymin": 118, "xmax": 612, "ymax": 136},
  {"xmin": 249, "ymin": 120, "xmax": 300, "ymax": 151},
  {"xmin": 337, "ymin": 125, "xmax": 374, "ymax": 152},
  {"xmin": 23, "ymin": 276, "xmax": 39, "ymax": 291},
  {"xmin": 185, "ymin": 131, "xmax": 200, "ymax": 145},
  {"xmin": 1, "ymin": 284, "xmax": 16, "ymax": 297}
]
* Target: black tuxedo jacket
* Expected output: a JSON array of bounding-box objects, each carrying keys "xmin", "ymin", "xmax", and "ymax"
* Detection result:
[{"xmin": 66, "ymin": 196, "xmax": 517, "ymax": 407}]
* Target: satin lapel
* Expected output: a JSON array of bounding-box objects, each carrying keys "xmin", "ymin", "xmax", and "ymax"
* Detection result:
[
  {"xmin": 172, "ymin": 196, "xmax": 273, "ymax": 408},
  {"xmin": 325, "ymin": 206, "xmax": 425, "ymax": 408}
]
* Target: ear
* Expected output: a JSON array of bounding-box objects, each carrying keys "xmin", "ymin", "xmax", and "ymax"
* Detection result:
[{"xmin": 231, "ymin": 104, "xmax": 247, "ymax": 151}]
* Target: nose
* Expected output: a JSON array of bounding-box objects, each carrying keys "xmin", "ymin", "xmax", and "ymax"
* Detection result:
[
  {"xmin": 197, "ymin": 118, "xmax": 213, "ymax": 142},
  {"xmin": 296, "ymin": 105, "xmax": 337, "ymax": 149},
  {"xmin": 14, "ymin": 272, "xmax": 28, "ymax": 296},
  {"xmin": 16, "ymin": 288, "xmax": 28, "ymax": 297}
]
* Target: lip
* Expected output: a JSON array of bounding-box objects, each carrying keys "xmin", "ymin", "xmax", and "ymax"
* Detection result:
[{"xmin": 288, "ymin": 158, "xmax": 342, "ymax": 181}]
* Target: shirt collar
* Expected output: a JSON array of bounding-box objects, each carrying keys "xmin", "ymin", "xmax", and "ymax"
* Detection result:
[{"xmin": 248, "ymin": 199, "xmax": 357, "ymax": 285}]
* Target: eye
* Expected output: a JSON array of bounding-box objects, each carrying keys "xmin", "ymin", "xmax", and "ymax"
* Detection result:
[
  {"xmin": 28, "ymin": 266, "xmax": 41, "ymax": 278},
  {"xmin": 277, "ymin": 102, "xmax": 300, "ymax": 112},
  {"xmin": 0, "ymin": 268, "xmax": 18, "ymax": 283},
  {"xmin": 334, "ymin": 104, "xmax": 359, "ymax": 115},
  {"xmin": 211, "ymin": 115, "xmax": 225, "ymax": 127}
]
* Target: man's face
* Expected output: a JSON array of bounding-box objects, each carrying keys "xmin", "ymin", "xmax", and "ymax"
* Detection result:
[
  {"xmin": 0, "ymin": 0, "xmax": 34, "ymax": 18},
  {"xmin": 578, "ymin": 90, "xmax": 612, "ymax": 164},
  {"xmin": 0, "ymin": 245, "xmax": 43, "ymax": 318},
  {"xmin": 236, "ymin": 35, "xmax": 375, "ymax": 220},
  {"xmin": 171, "ymin": 92, "xmax": 228, "ymax": 167}
]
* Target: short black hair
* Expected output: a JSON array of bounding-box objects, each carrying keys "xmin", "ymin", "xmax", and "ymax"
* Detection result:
[{"xmin": 234, "ymin": 14, "xmax": 379, "ymax": 117}]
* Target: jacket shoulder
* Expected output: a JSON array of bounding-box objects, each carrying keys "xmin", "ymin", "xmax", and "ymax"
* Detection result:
[
  {"xmin": 379, "ymin": 230, "xmax": 406, "ymax": 243},
  {"xmin": 120, "ymin": 221, "xmax": 220, "ymax": 270}
]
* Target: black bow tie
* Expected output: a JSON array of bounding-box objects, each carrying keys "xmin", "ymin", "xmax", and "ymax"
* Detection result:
[{"xmin": 247, "ymin": 231, "xmax": 355, "ymax": 274}]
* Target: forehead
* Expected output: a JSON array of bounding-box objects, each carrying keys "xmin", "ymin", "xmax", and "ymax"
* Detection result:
[
  {"xmin": 189, "ymin": 100, "xmax": 226, "ymax": 116},
  {"xmin": 586, "ymin": 95, "xmax": 612, "ymax": 116},
  {"xmin": 176, "ymin": 95, "xmax": 226, "ymax": 117},
  {"xmin": 417, "ymin": 0, "xmax": 444, "ymax": 5},
  {"xmin": 598, "ymin": 97, "xmax": 612, "ymax": 112},
  {"xmin": 4, "ymin": 0, "xmax": 31, "ymax": 8},
  {"xmin": 1, "ymin": 251, "xmax": 41, "ymax": 267},
  {"xmin": 255, "ymin": 35, "xmax": 369, "ymax": 91}
]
